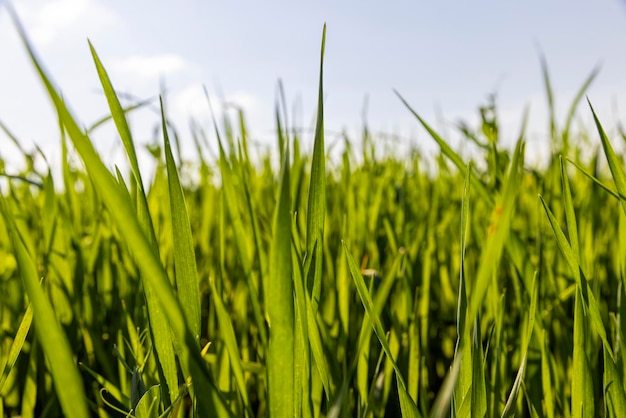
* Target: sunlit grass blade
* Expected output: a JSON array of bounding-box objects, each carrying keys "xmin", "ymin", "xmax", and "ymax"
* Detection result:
[
  {"xmin": 162, "ymin": 99, "xmax": 201, "ymax": 341},
  {"xmin": 88, "ymin": 41, "xmax": 179, "ymax": 407},
  {"xmin": 453, "ymin": 166, "xmax": 472, "ymax": 415},
  {"xmin": 89, "ymin": 41, "xmax": 144, "ymax": 189},
  {"xmin": 267, "ymin": 133, "xmax": 295, "ymax": 418},
  {"xmin": 0, "ymin": 198, "xmax": 89, "ymax": 418},
  {"xmin": 305, "ymin": 24, "xmax": 326, "ymax": 311}
]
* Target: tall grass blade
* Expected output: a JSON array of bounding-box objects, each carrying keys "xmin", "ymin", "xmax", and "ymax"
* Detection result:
[
  {"xmin": 6, "ymin": 9, "xmax": 228, "ymax": 416},
  {"xmin": 305, "ymin": 24, "xmax": 327, "ymax": 311},
  {"xmin": 88, "ymin": 41, "xmax": 179, "ymax": 406},
  {"xmin": 162, "ymin": 99, "xmax": 201, "ymax": 341},
  {"xmin": 267, "ymin": 132, "xmax": 295, "ymax": 418}
]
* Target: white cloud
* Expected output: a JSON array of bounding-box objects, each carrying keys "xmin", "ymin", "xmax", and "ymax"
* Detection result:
[
  {"xmin": 14, "ymin": 0, "xmax": 118, "ymax": 46},
  {"xmin": 171, "ymin": 83, "xmax": 259, "ymax": 124},
  {"xmin": 110, "ymin": 54, "xmax": 187, "ymax": 79}
]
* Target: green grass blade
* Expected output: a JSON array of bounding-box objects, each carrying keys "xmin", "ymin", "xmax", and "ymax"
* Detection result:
[
  {"xmin": 395, "ymin": 90, "xmax": 493, "ymax": 205},
  {"xmin": 0, "ymin": 199, "xmax": 89, "ymax": 418},
  {"xmin": 572, "ymin": 288, "xmax": 595, "ymax": 417},
  {"xmin": 540, "ymin": 54, "xmax": 557, "ymax": 142},
  {"xmin": 305, "ymin": 24, "xmax": 327, "ymax": 311},
  {"xmin": 0, "ymin": 304, "xmax": 33, "ymax": 392},
  {"xmin": 539, "ymin": 196, "xmax": 612, "ymax": 357},
  {"xmin": 343, "ymin": 241, "xmax": 420, "ymax": 417},
  {"xmin": 267, "ymin": 133, "xmax": 295, "ymax": 418},
  {"xmin": 291, "ymin": 243, "xmax": 313, "ymax": 418},
  {"xmin": 604, "ymin": 346, "xmax": 626, "ymax": 417},
  {"xmin": 589, "ymin": 99, "xmax": 626, "ymax": 216},
  {"xmin": 6, "ymin": 10, "xmax": 228, "ymax": 416},
  {"xmin": 88, "ymin": 41, "xmax": 179, "ymax": 407},
  {"xmin": 465, "ymin": 139, "xmax": 524, "ymax": 329},
  {"xmin": 501, "ymin": 272, "xmax": 537, "ymax": 417},
  {"xmin": 208, "ymin": 276, "xmax": 252, "ymax": 415},
  {"xmin": 88, "ymin": 41, "xmax": 144, "ymax": 189},
  {"xmin": 162, "ymin": 99, "xmax": 201, "ymax": 341},
  {"xmin": 454, "ymin": 167, "xmax": 472, "ymax": 415},
  {"xmin": 560, "ymin": 156, "xmax": 580, "ymax": 259},
  {"xmin": 561, "ymin": 65, "xmax": 600, "ymax": 146},
  {"xmin": 566, "ymin": 157, "xmax": 619, "ymax": 200}
]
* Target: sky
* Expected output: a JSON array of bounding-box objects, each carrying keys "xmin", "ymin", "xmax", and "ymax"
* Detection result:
[{"xmin": 1, "ymin": 0, "xmax": 626, "ymax": 174}]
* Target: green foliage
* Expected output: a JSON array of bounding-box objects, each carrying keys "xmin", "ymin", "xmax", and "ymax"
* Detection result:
[{"xmin": 2, "ymin": 12, "xmax": 626, "ymax": 418}]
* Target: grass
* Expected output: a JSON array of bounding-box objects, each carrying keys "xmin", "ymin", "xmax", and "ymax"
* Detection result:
[{"xmin": 2, "ymin": 9, "xmax": 626, "ymax": 418}]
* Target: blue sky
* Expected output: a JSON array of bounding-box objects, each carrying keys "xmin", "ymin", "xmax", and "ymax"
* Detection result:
[{"xmin": 1, "ymin": 0, "xmax": 625, "ymax": 171}]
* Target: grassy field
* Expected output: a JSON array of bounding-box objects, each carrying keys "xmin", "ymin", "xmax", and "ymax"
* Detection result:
[{"xmin": 2, "ymin": 14, "xmax": 626, "ymax": 418}]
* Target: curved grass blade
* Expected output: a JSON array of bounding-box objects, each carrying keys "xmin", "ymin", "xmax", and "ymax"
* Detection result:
[
  {"xmin": 0, "ymin": 198, "xmax": 89, "ymax": 418},
  {"xmin": 6, "ymin": 9, "xmax": 229, "ymax": 416},
  {"xmin": 565, "ymin": 157, "xmax": 619, "ymax": 200},
  {"xmin": 589, "ymin": 100, "xmax": 626, "ymax": 215},
  {"xmin": 89, "ymin": 40, "xmax": 178, "ymax": 407}
]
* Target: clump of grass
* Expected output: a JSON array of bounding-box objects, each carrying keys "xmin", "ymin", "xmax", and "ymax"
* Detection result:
[{"xmin": 2, "ymin": 7, "xmax": 626, "ymax": 418}]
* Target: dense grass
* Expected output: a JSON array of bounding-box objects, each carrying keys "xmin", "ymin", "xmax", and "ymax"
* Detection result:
[{"xmin": 2, "ymin": 12, "xmax": 626, "ymax": 418}]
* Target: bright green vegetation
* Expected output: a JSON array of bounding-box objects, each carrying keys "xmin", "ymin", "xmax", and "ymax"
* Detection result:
[{"xmin": 2, "ymin": 12, "xmax": 626, "ymax": 418}]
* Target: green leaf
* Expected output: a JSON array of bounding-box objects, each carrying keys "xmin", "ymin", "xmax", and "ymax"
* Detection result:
[{"xmin": 134, "ymin": 385, "xmax": 161, "ymax": 418}]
